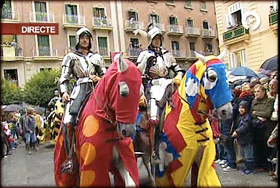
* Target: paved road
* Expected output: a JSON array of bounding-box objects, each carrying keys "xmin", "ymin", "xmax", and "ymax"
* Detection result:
[{"xmin": 1, "ymin": 141, "xmax": 278, "ymax": 187}]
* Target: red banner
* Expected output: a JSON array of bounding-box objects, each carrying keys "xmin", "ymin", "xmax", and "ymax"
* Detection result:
[{"xmin": 1, "ymin": 23, "xmax": 59, "ymax": 35}]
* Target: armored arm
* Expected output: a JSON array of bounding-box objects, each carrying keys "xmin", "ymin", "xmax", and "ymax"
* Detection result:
[
  {"xmin": 59, "ymin": 53, "xmax": 74, "ymax": 94},
  {"xmin": 136, "ymin": 50, "xmax": 155, "ymax": 75}
]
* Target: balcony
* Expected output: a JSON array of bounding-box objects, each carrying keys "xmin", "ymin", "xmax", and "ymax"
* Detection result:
[
  {"xmin": 153, "ymin": 23, "xmax": 165, "ymax": 33},
  {"xmin": 124, "ymin": 20, "xmax": 144, "ymax": 32},
  {"xmin": 98, "ymin": 47, "xmax": 109, "ymax": 57},
  {"xmin": 128, "ymin": 48, "xmax": 141, "ymax": 57},
  {"xmin": 91, "ymin": 17, "xmax": 113, "ymax": 31},
  {"xmin": 1, "ymin": 45, "xmax": 23, "ymax": 61},
  {"xmin": 166, "ymin": 25, "xmax": 184, "ymax": 36},
  {"xmin": 269, "ymin": 12, "xmax": 278, "ymax": 32},
  {"xmin": 1, "ymin": 10, "xmax": 20, "ymax": 23},
  {"xmin": 29, "ymin": 12, "xmax": 55, "ymax": 23},
  {"xmin": 223, "ymin": 25, "xmax": 250, "ymax": 45},
  {"xmin": 185, "ymin": 27, "xmax": 200, "ymax": 38},
  {"xmin": 33, "ymin": 46, "xmax": 58, "ymax": 60},
  {"xmin": 62, "ymin": 14, "xmax": 86, "ymax": 28},
  {"xmin": 186, "ymin": 50, "xmax": 197, "ymax": 61},
  {"xmin": 201, "ymin": 29, "xmax": 216, "ymax": 39}
]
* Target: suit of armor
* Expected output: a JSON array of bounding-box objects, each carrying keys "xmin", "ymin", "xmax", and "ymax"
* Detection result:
[{"xmin": 59, "ymin": 50, "xmax": 105, "ymax": 125}]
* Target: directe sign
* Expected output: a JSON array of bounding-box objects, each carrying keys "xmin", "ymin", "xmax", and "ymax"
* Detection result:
[{"xmin": 1, "ymin": 23, "xmax": 59, "ymax": 35}]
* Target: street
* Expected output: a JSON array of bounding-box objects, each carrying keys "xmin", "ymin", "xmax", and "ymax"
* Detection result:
[{"xmin": 1, "ymin": 140, "xmax": 278, "ymax": 187}]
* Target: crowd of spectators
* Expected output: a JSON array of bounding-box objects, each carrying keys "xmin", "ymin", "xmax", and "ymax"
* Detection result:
[{"xmin": 212, "ymin": 70, "xmax": 278, "ymax": 182}]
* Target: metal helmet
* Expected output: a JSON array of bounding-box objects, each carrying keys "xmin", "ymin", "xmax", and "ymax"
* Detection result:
[
  {"xmin": 75, "ymin": 27, "xmax": 92, "ymax": 50},
  {"xmin": 54, "ymin": 90, "xmax": 59, "ymax": 96},
  {"xmin": 147, "ymin": 24, "xmax": 163, "ymax": 47}
]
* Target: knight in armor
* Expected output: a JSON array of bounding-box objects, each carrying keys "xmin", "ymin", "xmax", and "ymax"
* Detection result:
[
  {"xmin": 59, "ymin": 27, "xmax": 106, "ymax": 126},
  {"xmin": 135, "ymin": 23, "xmax": 185, "ymax": 161},
  {"xmin": 48, "ymin": 90, "xmax": 60, "ymax": 110}
]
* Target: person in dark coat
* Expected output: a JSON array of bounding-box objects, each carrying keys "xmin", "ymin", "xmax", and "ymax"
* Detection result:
[
  {"xmin": 232, "ymin": 100, "xmax": 255, "ymax": 174},
  {"xmin": 250, "ymin": 84, "xmax": 275, "ymax": 172}
]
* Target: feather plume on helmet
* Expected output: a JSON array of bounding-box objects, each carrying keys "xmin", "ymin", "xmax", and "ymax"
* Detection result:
[{"xmin": 133, "ymin": 23, "xmax": 163, "ymax": 46}]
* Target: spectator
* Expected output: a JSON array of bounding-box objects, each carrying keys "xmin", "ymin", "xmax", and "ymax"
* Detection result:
[
  {"xmin": 250, "ymin": 84, "xmax": 275, "ymax": 173},
  {"xmin": 269, "ymin": 6, "xmax": 276, "ymax": 14},
  {"xmin": 267, "ymin": 78, "xmax": 278, "ymax": 99},
  {"xmin": 232, "ymin": 100, "xmax": 255, "ymax": 174},
  {"xmin": 24, "ymin": 109, "xmax": 37, "ymax": 154},
  {"xmin": 267, "ymin": 123, "xmax": 278, "ymax": 181}
]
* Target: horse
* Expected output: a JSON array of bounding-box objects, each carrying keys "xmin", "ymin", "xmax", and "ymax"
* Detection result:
[
  {"xmin": 133, "ymin": 79, "xmax": 178, "ymax": 186},
  {"xmin": 154, "ymin": 51, "xmax": 233, "ymax": 187},
  {"xmin": 53, "ymin": 53, "xmax": 143, "ymax": 187}
]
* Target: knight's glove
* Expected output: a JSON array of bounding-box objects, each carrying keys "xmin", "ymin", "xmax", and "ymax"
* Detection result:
[
  {"xmin": 139, "ymin": 94, "xmax": 147, "ymax": 107},
  {"xmin": 173, "ymin": 72, "xmax": 183, "ymax": 86}
]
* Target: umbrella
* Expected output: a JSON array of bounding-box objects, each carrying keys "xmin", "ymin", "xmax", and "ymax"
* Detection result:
[
  {"xmin": 259, "ymin": 55, "xmax": 278, "ymax": 74},
  {"xmin": 229, "ymin": 66, "xmax": 258, "ymax": 78},
  {"xmin": 3, "ymin": 104, "xmax": 24, "ymax": 112},
  {"xmin": 34, "ymin": 106, "xmax": 46, "ymax": 114}
]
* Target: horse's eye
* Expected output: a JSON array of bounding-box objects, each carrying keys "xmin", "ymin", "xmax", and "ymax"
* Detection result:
[
  {"xmin": 206, "ymin": 69, "xmax": 217, "ymax": 82},
  {"xmin": 119, "ymin": 81, "xmax": 129, "ymax": 97}
]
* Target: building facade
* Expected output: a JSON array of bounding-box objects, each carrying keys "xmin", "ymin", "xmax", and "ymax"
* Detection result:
[
  {"xmin": 215, "ymin": 1, "xmax": 278, "ymax": 72},
  {"xmin": 1, "ymin": 0, "xmax": 219, "ymax": 87}
]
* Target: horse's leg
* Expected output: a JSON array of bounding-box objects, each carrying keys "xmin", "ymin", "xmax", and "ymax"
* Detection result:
[{"xmin": 113, "ymin": 145, "xmax": 137, "ymax": 187}]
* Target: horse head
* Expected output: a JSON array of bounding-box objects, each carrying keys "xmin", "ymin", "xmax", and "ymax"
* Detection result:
[
  {"xmin": 54, "ymin": 99, "xmax": 65, "ymax": 121},
  {"xmin": 184, "ymin": 50, "xmax": 232, "ymax": 121},
  {"xmin": 92, "ymin": 53, "xmax": 142, "ymax": 137}
]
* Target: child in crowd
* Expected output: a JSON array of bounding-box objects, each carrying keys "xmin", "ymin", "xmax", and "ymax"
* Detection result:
[{"xmin": 232, "ymin": 100, "xmax": 255, "ymax": 174}]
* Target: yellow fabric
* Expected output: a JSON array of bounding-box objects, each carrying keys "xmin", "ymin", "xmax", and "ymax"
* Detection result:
[
  {"xmin": 139, "ymin": 94, "xmax": 147, "ymax": 107},
  {"xmin": 173, "ymin": 73, "xmax": 183, "ymax": 86},
  {"xmin": 156, "ymin": 65, "xmax": 221, "ymax": 187}
]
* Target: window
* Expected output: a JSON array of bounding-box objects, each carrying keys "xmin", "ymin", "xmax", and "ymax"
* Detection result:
[
  {"xmin": 98, "ymin": 37, "xmax": 108, "ymax": 56},
  {"xmin": 65, "ymin": 4, "xmax": 78, "ymax": 23},
  {"xmin": 189, "ymin": 42, "xmax": 195, "ymax": 51},
  {"xmin": 40, "ymin": 68, "xmax": 52, "ymax": 71},
  {"xmin": 2, "ymin": 0, "xmax": 12, "ymax": 19},
  {"xmin": 204, "ymin": 43, "xmax": 213, "ymax": 54},
  {"xmin": 171, "ymin": 41, "xmax": 180, "ymax": 57},
  {"xmin": 167, "ymin": 0, "xmax": 174, "ymax": 5},
  {"xmin": 228, "ymin": 50, "xmax": 247, "ymax": 68},
  {"xmin": 225, "ymin": 2, "xmax": 246, "ymax": 30},
  {"xmin": 200, "ymin": 1, "xmax": 207, "ymax": 10},
  {"xmin": 187, "ymin": 19, "xmax": 194, "ymax": 27},
  {"xmin": 202, "ymin": 21, "xmax": 209, "ymax": 29},
  {"xmin": 127, "ymin": 11, "xmax": 138, "ymax": 21},
  {"xmin": 149, "ymin": 14, "xmax": 160, "ymax": 24},
  {"xmin": 34, "ymin": 1, "xmax": 47, "ymax": 21},
  {"xmin": 169, "ymin": 16, "xmax": 178, "ymax": 25},
  {"xmin": 185, "ymin": 1, "xmax": 192, "ymax": 7},
  {"xmin": 93, "ymin": 7, "xmax": 105, "ymax": 18},
  {"xmin": 37, "ymin": 35, "xmax": 50, "ymax": 56},
  {"xmin": 69, "ymin": 35, "xmax": 76, "ymax": 51},
  {"xmin": 4, "ymin": 69, "xmax": 18, "ymax": 86},
  {"xmin": 129, "ymin": 38, "xmax": 141, "ymax": 56}
]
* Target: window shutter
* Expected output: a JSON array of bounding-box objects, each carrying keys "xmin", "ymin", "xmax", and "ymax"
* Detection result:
[{"xmin": 241, "ymin": 50, "xmax": 246, "ymax": 66}]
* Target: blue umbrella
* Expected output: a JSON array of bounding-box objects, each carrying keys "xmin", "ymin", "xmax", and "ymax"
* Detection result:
[{"xmin": 229, "ymin": 66, "xmax": 258, "ymax": 78}]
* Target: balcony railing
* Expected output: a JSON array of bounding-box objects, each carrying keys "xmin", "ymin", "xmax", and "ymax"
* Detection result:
[
  {"xmin": 201, "ymin": 29, "xmax": 216, "ymax": 38},
  {"xmin": 33, "ymin": 46, "xmax": 57, "ymax": 57},
  {"xmin": 92, "ymin": 17, "xmax": 112, "ymax": 27},
  {"xmin": 171, "ymin": 49, "xmax": 181, "ymax": 57},
  {"xmin": 128, "ymin": 48, "xmax": 141, "ymax": 57},
  {"xmin": 167, "ymin": 25, "xmax": 183, "ymax": 35},
  {"xmin": 99, "ymin": 47, "xmax": 109, "ymax": 57},
  {"xmin": 1, "ymin": 10, "xmax": 20, "ymax": 21},
  {"xmin": 125, "ymin": 20, "xmax": 144, "ymax": 31},
  {"xmin": 62, "ymin": 14, "xmax": 85, "ymax": 26},
  {"xmin": 269, "ymin": 12, "xmax": 278, "ymax": 26},
  {"xmin": 153, "ymin": 23, "xmax": 165, "ymax": 32},
  {"xmin": 223, "ymin": 25, "xmax": 249, "ymax": 41},
  {"xmin": 186, "ymin": 50, "xmax": 196, "ymax": 58},
  {"xmin": 1, "ymin": 45, "xmax": 23, "ymax": 61},
  {"xmin": 29, "ymin": 12, "xmax": 55, "ymax": 22},
  {"xmin": 185, "ymin": 27, "xmax": 201, "ymax": 37}
]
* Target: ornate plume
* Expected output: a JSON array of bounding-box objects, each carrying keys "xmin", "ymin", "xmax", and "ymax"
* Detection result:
[{"xmin": 133, "ymin": 29, "xmax": 148, "ymax": 37}]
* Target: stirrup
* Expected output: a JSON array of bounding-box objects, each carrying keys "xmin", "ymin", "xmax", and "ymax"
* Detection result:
[{"xmin": 151, "ymin": 151, "xmax": 162, "ymax": 164}]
